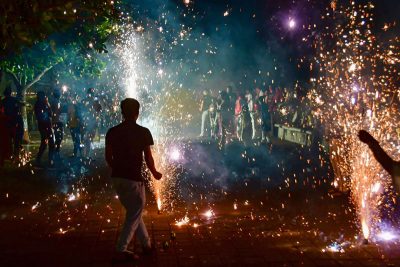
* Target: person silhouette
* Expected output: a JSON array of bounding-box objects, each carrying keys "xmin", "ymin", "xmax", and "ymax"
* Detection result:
[
  {"xmin": 106, "ymin": 98, "xmax": 162, "ymax": 261},
  {"xmin": 358, "ymin": 130, "xmax": 400, "ymax": 192}
]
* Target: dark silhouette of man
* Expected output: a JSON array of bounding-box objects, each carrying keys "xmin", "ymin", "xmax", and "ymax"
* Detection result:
[
  {"xmin": 358, "ymin": 130, "xmax": 400, "ymax": 192},
  {"xmin": 34, "ymin": 91, "xmax": 55, "ymax": 167},
  {"xmin": 106, "ymin": 98, "xmax": 162, "ymax": 261},
  {"xmin": 1, "ymin": 87, "xmax": 24, "ymax": 160},
  {"xmin": 49, "ymin": 88, "xmax": 64, "ymax": 160}
]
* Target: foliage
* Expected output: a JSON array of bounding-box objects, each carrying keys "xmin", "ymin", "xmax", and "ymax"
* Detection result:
[
  {"xmin": 0, "ymin": 0, "xmax": 119, "ymax": 58},
  {"xmin": 0, "ymin": 0, "xmax": 121, "ymax": 91}
]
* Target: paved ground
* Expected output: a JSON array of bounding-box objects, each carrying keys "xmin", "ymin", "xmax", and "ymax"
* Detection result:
[{"xmin": 1, "ymin": 135, "xmax": 400, "ymax": 267}]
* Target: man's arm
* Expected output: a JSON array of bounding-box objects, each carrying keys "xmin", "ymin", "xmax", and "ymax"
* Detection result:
[
  {"xmin": 144, "ymin": 146, "xmax": 162, "ymax": 180},
  {"xmin": 358, "ymin": 130, "xmax": 395, "ymax": 175}
]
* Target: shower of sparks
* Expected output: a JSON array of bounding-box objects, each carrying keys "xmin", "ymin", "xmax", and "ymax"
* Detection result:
[
  {"xmin": 313, "ymin": 1, "xmax": 400, "ymax": 240},
  {"xmin": 115, "ymin": 24, "xmax": 188, "ymax": 211}
]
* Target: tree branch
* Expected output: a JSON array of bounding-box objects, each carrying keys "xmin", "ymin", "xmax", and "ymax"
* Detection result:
[
  {"xmin": 0, "ymin": 68, "xmax": 22, "ymax": 91},
  {"xmin": 22, "ymin": 65, "xmax": 54, "ymax": 92}
]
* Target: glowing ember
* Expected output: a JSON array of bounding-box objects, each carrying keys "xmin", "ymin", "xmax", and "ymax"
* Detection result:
[
  {"xmin": 31, "ymin": 202, "xmax": 40, "ymax": 211},
  {"xmin": 203, "ymin": 209, "xmax": 214, "ymax": 219},
  {"xmin": 157, "ymin": 197, "xmax": 162, "ymax": 211},
  {"xmin": 175, "ymin": 216, "xmax": 190, "ymax": 227}
]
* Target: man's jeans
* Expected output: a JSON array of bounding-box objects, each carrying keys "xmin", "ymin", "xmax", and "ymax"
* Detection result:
[{"xmin": 112, "ymin": 178, "xmax": 151, "ymax": 252}]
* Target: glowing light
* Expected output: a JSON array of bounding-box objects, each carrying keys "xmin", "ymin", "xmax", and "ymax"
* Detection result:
[
  {"xmin": 31, "ymin": 202, "xmax": 40, "ymax": 211},
  {"xmin": 377, "ymin": 231, "xmax": 397, "ymax": 241},
  {"xmin": 288, "ymin": 18, "xmax": 296, "ymax": 29},
  {"xmin": 348, "ymin": 63, "xmax": 357, "ymax": 72},
  {"xmin": 68, "ymin": 194, "xmax": 77, "ymax": 202},
  {"xmin": 233, "ymin": 203, "xmax": 238, "ymax": 210},
  {"xmin": 170, "ymin": 148, "xmax": 181, "ymax": 161},
  {"xmin": 362, "ymin": 219, "xmax": 370, "ymax": 239},
  {"xmin": 371, "ymin": 182, "xmax": 381, "ymax": 193},
  {"xmin": 175, "ymin": 216, "xmax": 190, "ymax": 227},
  {"xmin": 326, "ymin": 242, "xmax": 344, "ymax": 253},
  {"xmin": 62, "ymin": 85, "xmax": 68, "ymax": 93},
  {"xmin": 203, "ymin": 209, "xmax": 214, "ymax": 219},
  {"xmin": 157, "ymin": 197, "xmax": 162, "ymax": 211}
]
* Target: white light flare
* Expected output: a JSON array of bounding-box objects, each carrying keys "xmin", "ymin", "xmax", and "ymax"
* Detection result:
[
  {"xmin": 203, "ymin": 209, "xmax": 214, "ymax": 219},
  {"xmin": 377, "ymin": 231, "xmax": 397, "ymax": 242},
  {"xmin": 288, "ymin": 18, "xmax": 296, "ymax": 29}
]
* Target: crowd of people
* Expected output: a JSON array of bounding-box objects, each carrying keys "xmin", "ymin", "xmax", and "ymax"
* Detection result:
[
  {"xmin": 0, "ymin": 83, "xmax": 317, "ymax": 168},
  {"xmin": 198, "ymin": 85, "xmax": 315, "ymax": 146},
  {"xmin": 0, "ymin": 87, "xmax": 102, "ymax": 168}
]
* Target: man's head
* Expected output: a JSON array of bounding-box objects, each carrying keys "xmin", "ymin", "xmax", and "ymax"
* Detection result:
[{"xmin": 121, "ymin": 98, "xmax": 140, "ymax": 120}]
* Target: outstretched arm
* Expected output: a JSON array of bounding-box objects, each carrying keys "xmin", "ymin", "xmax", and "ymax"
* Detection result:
[
  {"xmin": 144, "ymin": 146, "xmax": 162, "ymax": 180},
  {"xmin": 358, "ymin": 130, "xmax": 395, "ymax": 176}
]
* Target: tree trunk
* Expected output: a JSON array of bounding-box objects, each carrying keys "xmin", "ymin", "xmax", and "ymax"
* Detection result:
[
  {"xmin": 20, "ymin": 65, "xmax": 54, "ymax": 143},
  {"xmin": 1, "ymin": 66, "xmax": 54, "ymax": 143}
]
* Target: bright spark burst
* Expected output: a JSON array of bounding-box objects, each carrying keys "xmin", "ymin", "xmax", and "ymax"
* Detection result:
[
  {"xmin": 203, "ymin": 209, "xmax": 214, "ymax": 219},
  {"xmin": 175, "ymin": 215, "xmax": 190, "ymax": 226}
]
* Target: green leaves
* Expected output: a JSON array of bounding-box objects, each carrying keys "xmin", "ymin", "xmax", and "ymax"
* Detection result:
[{"xmin": 0, "ymin": 0, "xmax": 121, "ymax": 90}]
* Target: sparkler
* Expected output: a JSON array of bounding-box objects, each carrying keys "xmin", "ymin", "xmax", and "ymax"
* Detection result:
[{"xmin": 313, "ymin": 1, "xmax": 400, "ymax": 241}]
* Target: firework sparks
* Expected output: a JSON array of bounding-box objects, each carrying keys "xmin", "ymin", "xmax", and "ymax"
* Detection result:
[
  {"xmin": 314, "ymin": 1, "xmax": 400, "ymax": 241},
  {"xmin": 175, "ymin": 215, "xmax": 190, "ymax": 227}
]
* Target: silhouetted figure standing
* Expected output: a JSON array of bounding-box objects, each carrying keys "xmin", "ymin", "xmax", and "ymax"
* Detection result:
[
  {"xmin": 34, "ymin": 91, "xmax": 55, "ymax": 167},
  {"xmin": 0, "ymin": 103, "xmax": 12, "ymax": 167},
  {"xmin": 106, "ymin": 98, "xmax": 162, "ymax": 261},
  {"xmin": 67, "ymin": 95, "xmax": 82, "ymax": 157},
  {"xmin": 1, "ymin": 87, "xmax": 24, "ymax": 160},
  {"xmin": 81, "ymin": 87, "xmax": 102, "ymax": 159},
  {"xmin": 50, "ymin": 88, "xmax": 64, "ymax": 160},
  {"xmin": 199, "ymin": 90, "xmax": 213, "ymax": 137},
  {"xmin": 359, "ymin": 130, "xmax": 400, "ymax": 192}
]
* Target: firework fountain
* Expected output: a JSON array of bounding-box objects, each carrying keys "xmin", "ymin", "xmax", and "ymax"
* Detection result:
[
  {"xmin": 313, "ymin": 0, "xmax": 399, "ymax": 241},
  {"xmin": 114, "ymin": 24, "xmax": 182, "ymax": 213}
]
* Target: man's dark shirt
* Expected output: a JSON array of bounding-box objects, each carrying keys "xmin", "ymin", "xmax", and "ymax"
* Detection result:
[
  {"xmin": 202, "ymin": 95, "xmax": 213, "ymax": 112},
  {"xmin": 1, "ymin": 96, "xmax": 22, "ymax": 127},
  {"xmin": 106, "ymin": 121, "xmax": 154, "ymax": 182}
]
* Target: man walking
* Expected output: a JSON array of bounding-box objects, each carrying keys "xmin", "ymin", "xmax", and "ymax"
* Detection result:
[{"xmin": 106, "ymin": 98, "xmax": 162, "ymax": 261}]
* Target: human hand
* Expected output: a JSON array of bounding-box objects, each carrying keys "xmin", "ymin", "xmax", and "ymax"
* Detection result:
[
  {"xmin": 358, "ymin": 130, "xmax": 375, "ymax": 144},
  {"xmin": 153, "ymin": 171, "xmax": 162, "ymax": 180}
]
